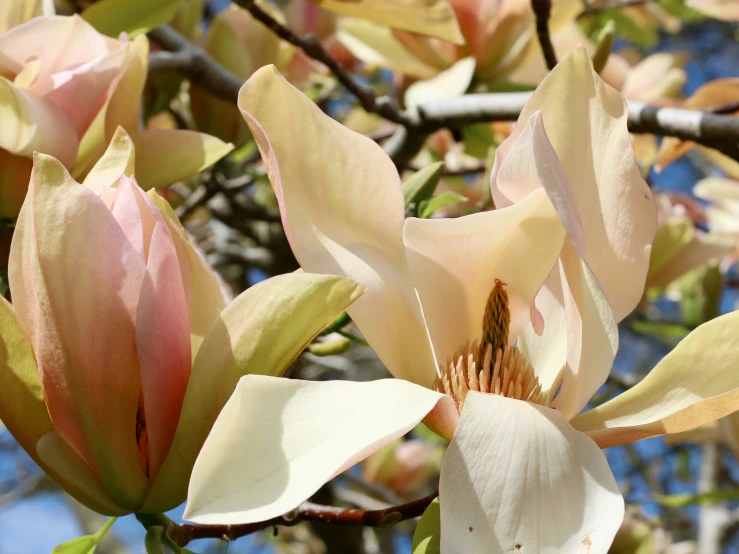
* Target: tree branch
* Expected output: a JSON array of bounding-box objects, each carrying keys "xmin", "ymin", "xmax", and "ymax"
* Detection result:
[
  {"xmin": 138, "ymin": 492, "xmax": 438, "ymax": 547},
  {"xmin": 232, "ymin": 0, "xmax": 417, "ymax": 127},
  {"xmin": 531, "ymin": 0, "xmax": 557, "ymax": 70}
]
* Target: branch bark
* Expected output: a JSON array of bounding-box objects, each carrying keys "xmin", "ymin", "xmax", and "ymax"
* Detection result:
[
  {"xmin": 531, "ymin": 0, "xmax": 557, "ymax": 70},
  {"xmin": 137, "ymin": 492, "xmax": 438, "ymax": 547}
]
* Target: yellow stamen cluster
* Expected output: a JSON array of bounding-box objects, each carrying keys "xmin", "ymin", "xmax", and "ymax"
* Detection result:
[
  {"xmin": 433, "ymin": 340, "xmax": 548, "ymax": 413},
  {"xmin": 432, "ymin": 279, "xmax": 549, "ymax": 413}
]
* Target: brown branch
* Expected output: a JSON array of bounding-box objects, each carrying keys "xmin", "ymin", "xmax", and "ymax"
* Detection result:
[
  {"xmin": 531, "ymin": 0, "xmax": 557, "ymax": 71},
  {"xmin": 232, "ymin": 0, "xmax": 416, "ymax": 127},
  {"xmin": 138, "ymin": 493, "xmax": 438, "ymax": 547}
]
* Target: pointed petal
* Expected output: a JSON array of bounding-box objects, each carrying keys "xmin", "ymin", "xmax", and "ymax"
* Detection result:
[
  {"xmin": 143, "ymin": 273, "xmax": 364, "ymax": 512},
  {"xmin": 131, "ymin": 130, "xmax": 233, "ymax": 190},
  {"xmin": 403, "ymin": 188, "xmax": 565, "ymax": 366},
  {"xmin": 492, "ymin": 46, "xmax": 656, "ymax": 322},
  {"xmin": 440, "ymin": 392, "xmax": 623, "ymax": 554},
  {"xmin": 82, "ymin": 126, "xmax": 136, "ymax": 194},
  {"xmin": 136, "ymin": 223, "xmax": 191, "ymax": 481},
  {"xmin": 185, "ymin": 376, "xmax": 448, "ymax": 524},
  {"xmin": 238, "ymin": 65, "xmax": 437, "ymax": 386},
  {"xmin": 572, "ymin": 310, "xmax": 739, "ymax": 448},
  {"xmin": 9, "ymin": 153, "xmax": 148, "ymax": 509},
  {"xmin": 0, "ymin": 77, "xmax": 78, "ymax": 167}
]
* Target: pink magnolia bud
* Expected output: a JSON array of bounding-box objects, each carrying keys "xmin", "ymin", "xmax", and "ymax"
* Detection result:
[{"xmin": 363, "ymin": 439, "xmax": 442, "ymax": 497}]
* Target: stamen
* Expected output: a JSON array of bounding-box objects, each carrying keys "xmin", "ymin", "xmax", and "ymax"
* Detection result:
[{"xmin": 433, "ymin": 279, "xmax": 548, "ymax": 413}]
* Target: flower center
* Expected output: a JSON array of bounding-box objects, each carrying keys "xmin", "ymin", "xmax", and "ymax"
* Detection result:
[{"xmin": 432, "ymin": 280, "xmax": 549, "ymax": 414}]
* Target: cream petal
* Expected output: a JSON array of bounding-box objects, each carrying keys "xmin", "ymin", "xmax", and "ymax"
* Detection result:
[
  {"xmin": 82, "ymin": 126, "xmax": 136, "ymax": 194},
  {"xmin": 572, "ymin": 310, "xmax": 739, "ymax": 448},
  {"xmin": 238, "ymin": 65, "xmax": 437, "ymax": 387},
  {"xmin": 136, "ymin": 223, "xmax": 191, "ymax": 481},
  {"xmin": 143, "ymin": 273, "xmax": 364, "ymax": 513},
  {"xmin": 440, "ymin": 392, "xmax": 623, "ymax": 554},
  {"xmin": 551, "ymin": 241, "xmax": 619, "ymax": 419},
  {"xmin": 404, "ymin": 57, "xmax": 476, "ymax": 111},
  {"xmin": 492, "ymin": 46, "xmax": 656, "ymax": 322},
  {"xmin": 9, "ymin": 153, "xmax": 148, "ymax": 509},
  {"xmin": 184, "ymin": 376, "xmax": 448, "ymax": 524},
  {"xmin": 403, "ymin": 188, "xmax": 565, "ymax": 366}
]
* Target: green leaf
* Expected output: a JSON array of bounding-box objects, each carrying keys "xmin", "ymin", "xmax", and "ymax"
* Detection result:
[
  {"xmin": 52, "ymin": 518, "xmax": 117, "ymax": 554},
  {"xmin": 412, "ymin": 498, "xmax": 440, "ymax": 554},
  {"xmin": 461, "ymin": 123, "xmax": 496, "ymax": 159},
  {"xmin": 419, "ymin": 191, "xmax": 468, "ymax": 219},
  {"xmin": 658, "ymin": 488, "xmax": 739, "ymax": 508},
  {"xmin": 678, "ymin": 264, "xmax": 722, "ymax": 328},
  {"xmin": 144, "ymin": 527, "xmax": 166, "ymax": 554},
  {"xmin": 402, "ymin": 162, "xmax": 444, "ymax": 209},
  {"xmin": 629, "ymin": 320, "xmax": 691, "ymax": 340},
  {"xmin": 82, "ymin": 0, "xmax": 184, "ymax": 37}
]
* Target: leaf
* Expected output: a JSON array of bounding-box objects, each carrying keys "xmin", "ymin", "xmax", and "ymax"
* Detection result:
[
  {"xmin": 144, "ymin": 527, "xmax": 166, "ymax": 554},
  {"xmin": 412, "ymin": 498, "xmax": 440, "ymax": 554},
  {"xmin": 630, "ymin": 320, "xmax": 690, "ymax": 340},
  {"xmin": 461, "ymin": 123, "xmax": 496, "ymax": 159},
  {"xmin": 403, "ymin": 162, "xmax": 444, "ymax": 209},
  {"xmin": 52, "ymin": 518, "xmax": 116, "ymax": 554},
  {"xmin": 419, "ymin": 191, "xmax": 468, "ymax": 218},
  {"xmin": 82, "ymin": 0, "xmax": 184, "ymax": 37},
  {"xmin": 311, "ymin": 0, "xmax": 463, "ymax": 44},
  {"xmin": 658, "ymin": 488, "xmax": 739, "ymax": 508},
  {"xmin": 678, "ymin": 264, "xmax": 722, "ymax": 328}
]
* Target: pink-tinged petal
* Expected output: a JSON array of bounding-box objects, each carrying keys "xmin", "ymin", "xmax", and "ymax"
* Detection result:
[
  {"xmin": 44, "ymin": 49, "xmax": 126, "ymax": 137},
  {"xmin": 238, "ymin": 65, "xmax": 437, "ymax": 387},
  {"xmin": 403, "ymin": 188, "xmax": 565, "ymax": 366},
  {"xmin": 136, "ymin": 223, "xmax": 191, "ymax": 481},
  {"xmin": 111, "ymin": 176, "xmax": 164, "ymax": 262},
  {"xmin": 440, "ymin": 393, "xmax": 623, "ymax": 554},
  {"xmin": 493, "ymin": 46, "xmax": 657, "ymax": 322},
  {"xmin": 0, "ymin": 15, "xmax": 109, "ymax": 86},
  {"xmin": 184, "ymin": 376, "xmax": 450, "ymax": 524},
  {"xmin": 551, "ymin": 242, "xmax": 619, "ymax": 419},
  {"xmin": 0, "ymin": 77, "xmax": 78, "ymax": 167},
  {"xmin": 144, "ymin": 273, "xmax": 365, "ymax": 513},
  {"xmin": 572, "ymin": 311, "xmax": 739, "ymax": 448},
  {"xmin": 9, "ymin": 153, "xmax": 148, "ymax": 509},
  {"xmin": 37, "ymin": 430, "xmax": 125, "ymax": 516}
]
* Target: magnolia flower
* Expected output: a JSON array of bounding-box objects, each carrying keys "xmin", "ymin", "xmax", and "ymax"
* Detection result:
[
  {"xmin": 0, "ymin": 14, "xmax": 232, "ymax": 218},
  {"xmin": 185, "ymin": 48, "xmax": 739, "ymax": 552},
  {"xmin": 0, "ymin": 0, "xmax": 53, "ymax": 33},
  {"xmin": 0, "ymin": 129, "xmax": 363, "ymax": 515},
  {"xmin": 337, "ymin": 0, "xmax": 580, "ymax": 83}
]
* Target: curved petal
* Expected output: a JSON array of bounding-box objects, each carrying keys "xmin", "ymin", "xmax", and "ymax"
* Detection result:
[
  {"xmin": 440, "ymin": 392, "xmax": 623, "ymax": 554},
  {"xmin": 131, "ymin": 130, "xmax": 233, "ymax": 190},
  {"xmin": 8, "ymin": 153, "xmax": 148, "ymax": 509},
  {"xmin": 184, "ymin": 376, "xmax": 448, "ymax": 524},
  {"xmin": 492, "ymin": 46, "xmax": 656, "ymax": 322},
  {"xmin": 551, "ymin": 241, "xmax": 619, "ymax": 419},
  {"xmin": 572, "ymin": 310, "xmax": 739, "ymax": 448},
  {"xmin": 404, "ymin": 57, "xmax": 476, "ymax": 111},
  {"xmin": 0, "ymin": 77, "xmax": 78, "ymax": 167},
  {"xmin": 238, "ymin": 65, "xmax": 437, "ymax": 387},
  {"xmin": 403, "ymin": 188, "xmax": 565, "ymax": 366},
  {"xmin": 143, "ymin": 272, "xmax": 364, "ymax": 512},
  {"xmin": 136, "ymin": 223, "xmax": 191, "ymax": 481}
]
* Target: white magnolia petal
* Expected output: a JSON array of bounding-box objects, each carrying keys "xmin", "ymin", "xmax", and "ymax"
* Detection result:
[
  {"xmin": 185, "ymin": 376, "xmax": 449, "ymax": 524},
  {"xmin": 440, "ymin": 392, "xmax": 623, "ymax": 554}
]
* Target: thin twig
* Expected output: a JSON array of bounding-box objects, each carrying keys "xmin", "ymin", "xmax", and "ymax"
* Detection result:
[
  {"xmin": 531, "ymin": 0, "xmax": 557, "ymax": 70},
  {"xmin": 139, "ymin": 492, "xmax": 438, "ymax": 547},
  {"xmin": 232, "ymin": 0, "xmax": 417, "ymax": 127}
]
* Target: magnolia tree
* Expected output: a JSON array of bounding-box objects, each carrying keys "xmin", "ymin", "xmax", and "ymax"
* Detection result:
[{"xmin": 0, "ymin": 0, "xmax": 738, "ymax": 553}]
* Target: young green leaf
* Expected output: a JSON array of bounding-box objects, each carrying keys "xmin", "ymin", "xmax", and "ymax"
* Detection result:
[
  {"xmin": 412, "ymin": 498, "xmax": 440, "ymax": 554},
  {"xmin": 419, "ymin": 191, "xmax": 468, "ymax": 219},
  {"xmin": 52, "ymin": 518, "xmax": 117, "ymax": 554},
  {"xmin": 402, "ymin": 162, "xmax": 445, "ymax": 209},
  {"xmin": 82, "ymin": 0, "xmax": 184, "ymax": 37}
]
